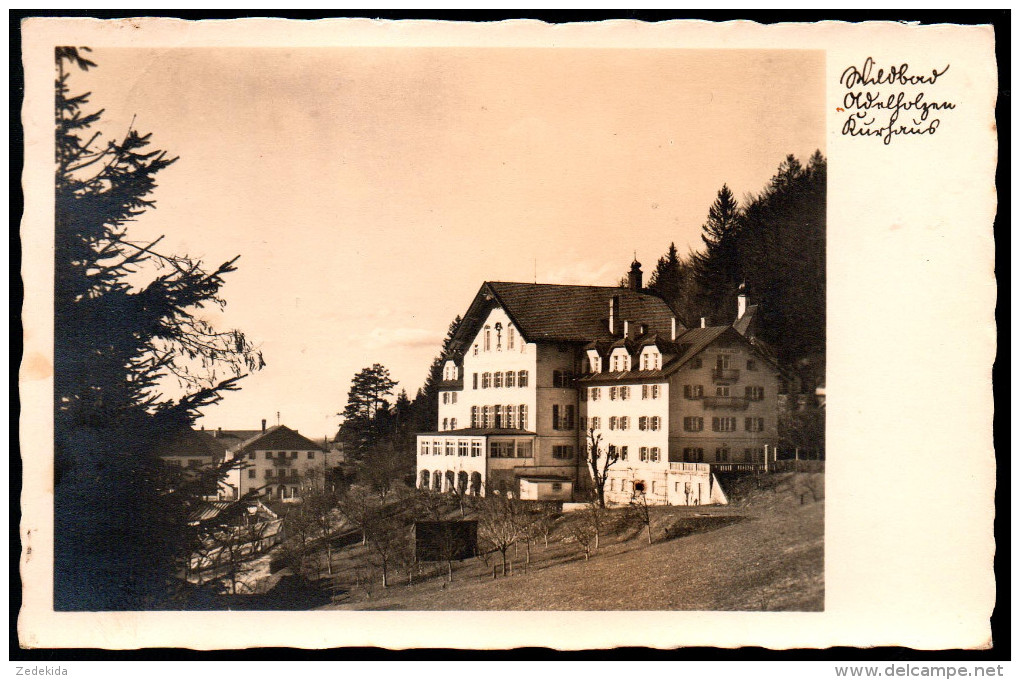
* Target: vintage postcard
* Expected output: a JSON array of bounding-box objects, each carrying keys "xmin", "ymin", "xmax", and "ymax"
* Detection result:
[{"xmin": 18, "ymin": 17, "xmax": 996, "ymax": 650}]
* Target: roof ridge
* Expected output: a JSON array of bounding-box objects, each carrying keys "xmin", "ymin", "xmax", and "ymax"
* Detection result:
[{"xmin": 487, "ymin": 280, "xmax": 658, "ymax": 294}]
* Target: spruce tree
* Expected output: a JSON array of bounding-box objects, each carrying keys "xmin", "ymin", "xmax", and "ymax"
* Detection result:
[
  {"xmin": 54, "ymin": 48, "xmax": 264, "ymax": 610},
  {"xmin": 337, "ymin": 363, "xmax": 398, "ymax": 458},
  {"xmin": 693, "ymin": 184, "xmax": 743, "ymax": 323}
]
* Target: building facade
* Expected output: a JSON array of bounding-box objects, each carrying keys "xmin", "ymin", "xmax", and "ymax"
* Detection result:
[
  {"xmin": 215, "ymin": 424, "xmax": 328, "ymax": 502},
  {"xmin": 416, "ymin": 260, "xmax": 780, "ymax": 504}
]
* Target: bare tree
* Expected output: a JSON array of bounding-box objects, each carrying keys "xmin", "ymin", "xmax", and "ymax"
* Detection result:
[
  {"xmin": 569, "ymin": 516, "xmax": 596, "ymax": 561},
  {"xmin": 585, "ymin": 427, "xmax": 620, "ymax": 508},
  {"xmin": 583, "ymin": 497, "xmax": 607, "ymax": 552},
  {"xmin": 303, "ymin": 484, "xmax": 339, "ymax": 576},
  {"xmin": 476, "ymin": 492, "xmax": 522, "ymax": 577},
  {"xmin": 630, "ymin": 491, "xmax": 654, "ymax": 545},
  {"xmin": 336, "ymin": 485, "xmax": 382, "ymax": 547},
  {"xmin": 364, "ymin": 513, "xmax": 407, "ymax": 588},
  {"xmin": 532, "ymin": 502, "xmax": 559, "ymax": 549},
  {"xmin": 280, "ymin": 502, "xmax": 319, "ymax": 579}
]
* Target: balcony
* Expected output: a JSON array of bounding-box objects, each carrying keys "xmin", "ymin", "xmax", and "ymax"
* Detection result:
[
  {"xmin": 669, "ymin": 462, "xmax": 710, "ymax": 474},
  {"xmin": 712, "ymin": 368, "xmax": 740, "ymax": 382},
  {"xmin": 271, "ymin": 456, "xmax": 293, "ymax": 467},
  {"xmin": 702, "ymin": 396, "xmax": 750, "ymax": 410}
]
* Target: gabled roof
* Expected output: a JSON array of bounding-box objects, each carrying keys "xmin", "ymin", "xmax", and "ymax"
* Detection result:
[
  {"xmin": 234, "ymin": 425, "xmax": 326, "ymax": 454},
  {"xmin": 451, "ymin": 281, "xmax": 684, "ymax": 350}
]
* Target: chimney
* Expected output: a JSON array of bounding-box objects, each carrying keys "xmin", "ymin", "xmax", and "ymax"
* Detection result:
[
  {"xmin": 700, "ymin": 317, "xmax": 706, "ymax": 328},
  {"xmin": 609, "ymin": 295, "xmax": 620, "ymax": 335},
  {"xmin": 628, "ymin": 258, "xmax": 643, "ymax": 291},
  {"xmin": 736, "ymin": 282, "xmax": 748, "ymax": 320},
  {"xmin": 261, "ymin": 419, "xmax": 267, "ymax": 432},
  {"xmin": 671, "ymin": 317, "xmax": 677, "ymax": 341}
]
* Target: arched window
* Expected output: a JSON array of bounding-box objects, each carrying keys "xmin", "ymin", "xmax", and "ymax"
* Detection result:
[
  {"xmin": 420, "ymin": 470, "xmax": 431, "ymax": 489},
  {"xmin": 445, "ymin": 470, "xmax": 456, "ymax": 492},
  {"xmin": 433, "ymin": 471, "xmax": 442, "ymax": 491},
  {"xmin": 470, "ymin": 472, "xmax": 483, "ymax": 496},
  {"xmin": 458, "ymin": 471, "xmax": 469, "ymax": 494}
]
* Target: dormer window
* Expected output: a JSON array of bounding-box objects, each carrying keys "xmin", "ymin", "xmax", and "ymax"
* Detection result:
[
  {"xmin": 641, "ymin": 351, "xmax": 661, "ymax": 371},
  {"xmin": 611, "ymin": 350, "xmax": 630, "ymax": 372}
]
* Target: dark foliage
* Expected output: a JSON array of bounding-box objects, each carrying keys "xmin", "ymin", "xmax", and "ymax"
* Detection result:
[{"xmin": 53, "ymin": 48, "xmax": 263, "ymax": 610}]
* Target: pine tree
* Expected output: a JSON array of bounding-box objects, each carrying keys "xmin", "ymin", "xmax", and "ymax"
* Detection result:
[
  {"xmin": 337, "ymin": 363, "xmax": 398, "ymax": 458},
  {"xmin": 53, "ymin": 48, "xmax": 264, "ymax": 610},
  {"xmin": 693, "ymin": 184, "xmax": 743, "ymax": 323},
  {"xmin": 648, "ymin": 242, "xmax": 683, "ymax": 301}
]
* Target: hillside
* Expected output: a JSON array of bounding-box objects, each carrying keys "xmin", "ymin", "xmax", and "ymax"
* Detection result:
[{"xmin": 321, "ymin": 472, "xmax": 823, "ymax": 612}]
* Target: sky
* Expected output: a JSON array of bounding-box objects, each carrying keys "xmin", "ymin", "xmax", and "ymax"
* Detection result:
[{"xmin": 74, "ymin": 47, "xmax": 825, "ymax": 441}]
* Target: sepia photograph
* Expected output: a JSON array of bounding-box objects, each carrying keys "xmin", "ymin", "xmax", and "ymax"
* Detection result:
[
  {"xmin": 18, "ymin": 16, "xmax": 997, "ymax": 653},
  {"xmin": 49, "ymin": 44, "xmax": 825, "ymax": 613}
]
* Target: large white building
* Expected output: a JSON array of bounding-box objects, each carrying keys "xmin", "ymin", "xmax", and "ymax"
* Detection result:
[{"xmin": 416, "ymin": 260, "xmax": 780, "ymax": 504}]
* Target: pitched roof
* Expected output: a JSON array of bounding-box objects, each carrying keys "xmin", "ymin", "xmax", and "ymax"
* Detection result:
[
  {"xmin": 452, "ymin": 281, "xmax": 684, "ymax": 349},
  {"xmin": 234, "ymin": 425, "xmax": 326, "ymax": 454}
]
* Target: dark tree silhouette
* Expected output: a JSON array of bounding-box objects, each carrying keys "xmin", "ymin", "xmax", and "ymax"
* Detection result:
[
  {"xmin": 54, "ymin": 48, "xmax": 264, "ymax": 610},
  {"xmin": 692, "ymin": 184, "xmax": 743, "ymax": 324},
  {"xmin": 336, "ymin": 363, "xmax": 397, "ymax": 459}
]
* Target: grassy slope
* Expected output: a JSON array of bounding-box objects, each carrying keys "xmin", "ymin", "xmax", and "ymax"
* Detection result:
[{"xmin": 323, "ymin": 473, "xmax": 823, "ymax": 612}]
